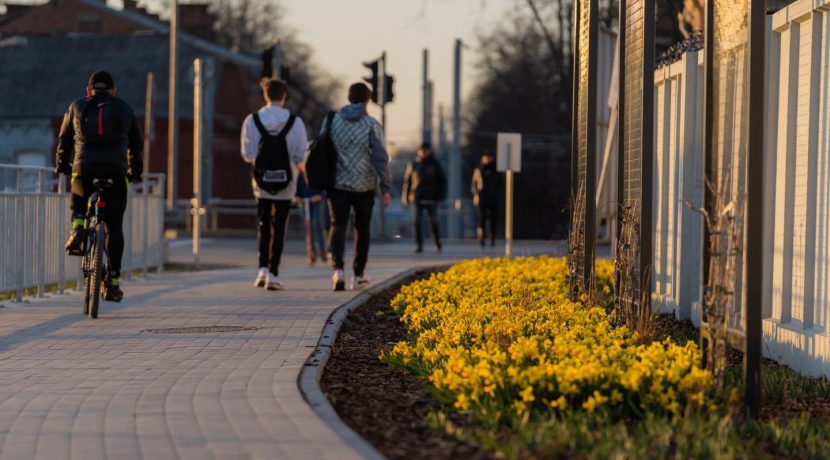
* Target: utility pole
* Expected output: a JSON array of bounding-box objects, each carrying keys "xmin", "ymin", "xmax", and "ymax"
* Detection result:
[
  {"xmin": 450, "ymin": 38, "xmax": 463, "ymax": 239},
  {"xmin": 438, "ymin": 104, "xmax": 447, "ymax": 155},
  {"xmin": 167, "ymin": 0, "xmax": 178, "ymax": 211},
  {"xmin": 378, "ymin": 51, "xmax": 388, "ymax": 238},
  {"xmin": 271, "ymin": 41, "xmax": 282, "ymax": 79},
  {"xmin": 192, "ymin": 59, "xmax": 206, "ymax": 267},
  {"xmin": 422, "ymin": 49, "xmax": 433, "ymax": 146},
  {"xmin": 380, "ymin": 51, "xmax": 387, "ymax": 135}
]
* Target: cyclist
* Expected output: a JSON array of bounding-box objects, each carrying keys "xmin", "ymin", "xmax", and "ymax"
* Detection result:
[{"xmin": 55, "ymin": 70, "xmax": 143, "ymax": 302}]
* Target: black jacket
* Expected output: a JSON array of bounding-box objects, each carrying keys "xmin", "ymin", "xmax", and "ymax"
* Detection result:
[
  {"xmin": 55, "ymin": 93, "xmax": 143, "ymax": 176},
  {"xmin": 402, "ymin": 155, "xmax": 447, "ymax": 204},
  {"xmin": 472, "ymin": 162, "xmax": 500, "ymax": 207}
]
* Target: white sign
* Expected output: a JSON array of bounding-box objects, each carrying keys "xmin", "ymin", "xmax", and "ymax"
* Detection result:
[{"xmin": 496, "ymin": 132, "xmax": 522, "ymax": 172}]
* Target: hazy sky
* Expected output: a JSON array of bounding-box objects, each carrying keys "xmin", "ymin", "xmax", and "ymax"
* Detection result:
[{"xmin": 279, "ymin": 0, "xmax": 511, "ymax": 148}]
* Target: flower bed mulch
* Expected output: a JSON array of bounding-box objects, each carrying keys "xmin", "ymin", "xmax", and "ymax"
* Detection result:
[{"xmin": 320, "ymin": 270, "xmax": 496, "ymax": 460}]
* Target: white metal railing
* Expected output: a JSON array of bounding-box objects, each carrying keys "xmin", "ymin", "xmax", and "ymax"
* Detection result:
[{"xmin": 0, "ymin": 164, "xmax": 165, "ymax": 301}]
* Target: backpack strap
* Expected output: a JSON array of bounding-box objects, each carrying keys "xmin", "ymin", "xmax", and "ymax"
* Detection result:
[
  {"xmin": 251, "ymin": 112, "xmax": 269, "ymax": 137},
  {"xmin": 276, "ymin": 114, "xmax": 296, "ymax": 138},
  {"xmin": 324, "ymin": 111, "xmax": 336, "ymax": 134}
]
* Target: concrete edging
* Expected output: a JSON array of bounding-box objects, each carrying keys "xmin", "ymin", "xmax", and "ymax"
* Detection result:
[{"xmin": 297, "ymin": 266, "xmax": 446, "ymax": 460}]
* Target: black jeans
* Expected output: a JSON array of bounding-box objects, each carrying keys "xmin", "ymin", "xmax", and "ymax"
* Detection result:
[
  {"xmin": 415, "ymin": 202, "xmax": 441, "ymax": 249},
  {"xmin": 477, "ymin": 202, "xmax": 497, "ymax": 245},
  {"xmin": 327, "ymin": 189, "xmax": 375, "ymax": 276},
  {"xmin": 257, "ymin": 199, "xmax": 291, "ymax": 275},
  {"xmin": 71, "ymin": 163, "xmax": 128, "ymax": 276}
]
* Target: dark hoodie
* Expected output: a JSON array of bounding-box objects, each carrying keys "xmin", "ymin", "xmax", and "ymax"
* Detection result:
[
  {"xmin": 472, "ymin": 161, "xmax": 500, "ymax": 207},
  {"xmin": 402, "ymin": 154, "xmax": 447, "ymax": 204}
]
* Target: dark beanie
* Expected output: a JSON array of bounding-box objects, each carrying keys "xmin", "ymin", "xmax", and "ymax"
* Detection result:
[{"xmin": 88, "ymin": 70, "xmax": 115, "ymax": 90}]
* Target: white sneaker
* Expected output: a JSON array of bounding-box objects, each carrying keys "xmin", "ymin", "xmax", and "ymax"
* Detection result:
[
  {"xmin": 351, "ymin": 274, "xmax": 371, "ymax": 290},
  {"xmin": 254, "ymin": 267, "xmax": 268, "ymax": 288},
  {"xmin": 266, "ymin": 273, "xmax": 284, "ymax": 291},
  {"xmin": 332, "ymin": 269, "xmax": 345, "ymax": 291}
]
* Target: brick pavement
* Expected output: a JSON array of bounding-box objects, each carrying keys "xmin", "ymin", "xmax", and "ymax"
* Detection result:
[{"xmin": 0, "ymin": 239, "xmax": 556, "ymax": 459}]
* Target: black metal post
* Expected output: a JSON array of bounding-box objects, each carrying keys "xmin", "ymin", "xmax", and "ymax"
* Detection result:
[
  {"xmin": 571, "ymin": 0, "xmax": 580, "ymax": 204},
  {"xmin": 584, "ymin": 0, "xmax": 598, "ymax": 288},
  {"xmin": 701, "ymin": 0, "xmax": 716, "ymax": 371},
  {"xmin": 640, "ymin": 0, "xmax": 655, "ymax": 305},
  {"xmin": 745, "ymin": 0, "xmax": 766, "ymax": 420}
]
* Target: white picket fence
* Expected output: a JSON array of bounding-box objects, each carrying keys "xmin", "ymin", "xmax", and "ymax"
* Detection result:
[
  {"xmin": 0, "ymin": 165, "xmax": 165, "ymax": 302},
  {"xmin": 650, "ymin": 0, "xmax": 830, "ymax": 376}
]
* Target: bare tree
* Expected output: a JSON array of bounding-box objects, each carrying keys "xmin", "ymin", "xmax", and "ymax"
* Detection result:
[{"xmin": 207, "ymin": 0, "xmax": 339, "ymax": 128}]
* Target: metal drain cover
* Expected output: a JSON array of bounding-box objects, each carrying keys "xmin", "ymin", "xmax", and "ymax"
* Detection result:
[{"xmin": 141, "ymin": 326, "xmax": 259, "ymax": 334}]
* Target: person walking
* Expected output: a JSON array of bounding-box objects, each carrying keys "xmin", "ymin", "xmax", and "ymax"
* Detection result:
[
  {"xmin": 56, "ymin": 70, "xmax": 143, "ymax": 302},
  {"xmin": 472, "ymin": 152, "xmax": 500, "ymax": 247},
  {"xmin": 402, "ymin": 143, "xmax": 446, "ymax": 253},
  {"xmin": 241, "ymin": 78, "xmax": 308, "ymax": 290},
  {"xmin": 295, "ymin": 174, "xmax": 328, "ymax": 265},
  {"xmin": 318, "ymin": 82, "xmax": 391, "ymax": 291}
]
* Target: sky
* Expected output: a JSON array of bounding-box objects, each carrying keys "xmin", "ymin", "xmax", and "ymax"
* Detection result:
[{"xmin": 278, "ymin": 0, "xmax": 511, "ymax": 149}]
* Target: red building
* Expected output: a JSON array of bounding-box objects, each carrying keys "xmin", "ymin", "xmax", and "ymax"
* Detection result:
[{"xmin": 0, "ymin": 0, "xmax": 265, "ymax": 228}]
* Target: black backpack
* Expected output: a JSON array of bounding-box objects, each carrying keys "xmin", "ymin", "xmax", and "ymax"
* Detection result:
[
  {"xmin": 252, "ymin": 112, "xmax": 296, "ymax": 194},
  {"xmin": 305, "ymin": 111, "xmax": 338, "ymax": 191},
  {"xmin": 79, "ymin": 96, "xmax": 119, "ymax": 145}
]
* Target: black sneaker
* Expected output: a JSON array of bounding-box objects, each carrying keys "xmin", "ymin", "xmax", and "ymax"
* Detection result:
[
  {"xmin": 65, "ymin": 227, "xmax": 86, "ymax": 256},
  {"xmin": 414, "ymin": 247, "xmax": 423, "ymax": 254},
  {"xmin": 435, "ymin": 242, "xmax": 442, "ymax": 253},
  {"xmin": 104, "ymin": 282, "xmax": 123, "ymax": 302}
]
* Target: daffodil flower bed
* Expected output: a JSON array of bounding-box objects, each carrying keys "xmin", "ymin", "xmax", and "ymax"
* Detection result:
[{"xmin": 383, "ymin": 257, "xmax": 713, "ymax": 422}]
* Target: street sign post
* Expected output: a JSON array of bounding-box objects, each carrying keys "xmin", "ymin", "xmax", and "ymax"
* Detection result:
[{"xmin": 497, "ymin": 132, "xmax": 521, "ymax": 257}]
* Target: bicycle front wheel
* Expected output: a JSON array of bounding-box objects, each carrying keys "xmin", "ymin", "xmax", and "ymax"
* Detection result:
[{"xmin": 88, "ymin": 224, "xmax": 105, "ymax": 319}]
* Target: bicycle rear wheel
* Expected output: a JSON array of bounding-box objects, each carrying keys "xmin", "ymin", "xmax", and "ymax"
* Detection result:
[
  {"xmin": 82, "ymin": 229, "xmax": 93, "ymax": 315},
  {"xmin": 83, "ymin": 257, "xmax": 91, "ymax": 314},
  {"xmin": 88, "ymin": 224, "xmax": 105, "ymax": 319}
]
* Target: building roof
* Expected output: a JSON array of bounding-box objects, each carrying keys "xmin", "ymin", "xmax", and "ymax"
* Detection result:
[
  {"xmin": 0, "ymin": 0, "xmax": 259, "ymax": 68},
  {"xmin": 0, "ymin": 33, "xmax": 248, "ymax": 119}
]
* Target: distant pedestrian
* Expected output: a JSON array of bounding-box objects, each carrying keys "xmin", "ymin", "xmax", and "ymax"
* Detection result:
[
  {"xmin": 241, "ymin": 78, "xmax": 308, "ymax": 290},
  {"xmin": 296, "ymin": 174, "xmax": 328, "ymax": 265},
  {"xmin": 318, "ymin": 82, "xmax": 391, "ymax": 291},
  {"xmin": 402, "ymin": 143, "xmax": 446, "ymax": 253},
  {"xmin": 472, "ymin": 152, "xmax": 500, "ymax": 247}
]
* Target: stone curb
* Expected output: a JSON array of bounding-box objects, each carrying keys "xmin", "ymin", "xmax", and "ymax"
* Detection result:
[{"xmin": 297, "ymin": 266, "xmax": 446, "ymax": 460}]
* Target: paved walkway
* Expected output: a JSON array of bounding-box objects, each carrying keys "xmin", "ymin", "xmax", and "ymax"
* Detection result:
[{"xmin": 0, "ymin": 239, "xmax": 555, "ymax": 460}]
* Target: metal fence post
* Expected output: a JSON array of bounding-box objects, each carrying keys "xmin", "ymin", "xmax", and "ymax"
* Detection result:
[
  {"xmin": 58, "ymin": 175, "xmax": 66, "ymax": 294},
  {"xmin": 125, "ymin": 185, "xmax": 133, "ymax": 280},
  {"xmin": 158, "ymin": 176, "xmax": 165, "ymax": 274},
  {"xmin": 15, "ymin": 171, "xmax": 25, "ymax": 302},
  {"xmin": 143, "ymin": 176, "xmax": 150, "ymax": 277},
  {"xmin": 37, "ymin": 170, "xmax": 46, "ymax": 297}
]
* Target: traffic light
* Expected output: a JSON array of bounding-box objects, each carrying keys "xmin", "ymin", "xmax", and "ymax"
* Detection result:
[
  {"xmin": 383, "ymin": 74, "xmax": 394, "ymax": 105},
  {"xmin": 363, "ymin": 60, "xmax": 379, "ymax": 104}
]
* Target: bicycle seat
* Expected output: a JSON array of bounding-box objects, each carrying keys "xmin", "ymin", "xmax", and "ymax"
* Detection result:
[{"xmin": 92, "ymin": 178, "xmax": 114, "ymax": 189}]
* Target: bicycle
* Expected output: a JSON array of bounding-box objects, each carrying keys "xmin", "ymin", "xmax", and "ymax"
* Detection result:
[{"xmin": 81, "ymin": 178, "xmax": 113, "ymax": 319}]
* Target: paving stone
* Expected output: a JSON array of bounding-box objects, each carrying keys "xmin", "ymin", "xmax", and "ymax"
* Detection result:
[{"xmin": 0, "ymin": 240, "xmax": 554, "ymax": 459}]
